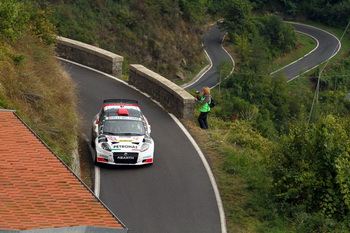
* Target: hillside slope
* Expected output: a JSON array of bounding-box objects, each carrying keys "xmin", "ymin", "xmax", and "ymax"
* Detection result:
[
  {"xmin": 0, "ymin": 1, "xmax": 78, "ymax": 165},
  {"xmin": 37, "ymin": 0, "xmax": 207, "ymax": 81}
]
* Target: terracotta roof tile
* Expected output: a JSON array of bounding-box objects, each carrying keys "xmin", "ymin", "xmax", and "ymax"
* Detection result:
[{"xmin": 0, "ymin": 110, "xmax": 126, "ymax": 230}]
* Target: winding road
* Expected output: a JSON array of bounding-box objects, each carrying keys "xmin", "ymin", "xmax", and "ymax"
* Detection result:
[
  {"xmin": 273, "ymin": 22, "xmax": 340, "ymax": 81},
  {"xmin": 61, "ymin": 22, "xmax": 340, "ymax": 233},
  {"xmin": 183, "ymin": 24, "xmax": 233, "ymax": 91},
  {"xmin": 61, "ymin": 62, "xmax": 223, "ymax": 233},
  {"xmin": 185, "ymin": 22, "xmax": 340, "ymax": 90}
]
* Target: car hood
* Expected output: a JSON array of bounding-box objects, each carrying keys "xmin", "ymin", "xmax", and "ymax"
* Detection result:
[{"xmin": 105, "ymin": 135, "xmax": 144, "ymax": 143}]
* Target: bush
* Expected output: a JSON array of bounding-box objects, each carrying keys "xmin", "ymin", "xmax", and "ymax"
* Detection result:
[
  {"xmin": 0, "ymin": 0, "xmax": 30, "ymax": 40},
  {"xmin": 271, "ymin": 115, "xmax": 350, "ymax": 220},
  {"xmin": 258, "ymin": 14, "xmax": 297, "ymax": 58},
  {"xmin": 0, "ymin": 0, "xmax": 56, "ymax": 44}
]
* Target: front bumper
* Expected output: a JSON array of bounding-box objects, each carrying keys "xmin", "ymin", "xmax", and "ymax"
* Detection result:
[
  {"xmin": 95, "ymin": 146, "xmax": 154, "ymax": 166},
  {"xmin": 96, "ymin": 156, "xmax": 153, "ymax": 165}
]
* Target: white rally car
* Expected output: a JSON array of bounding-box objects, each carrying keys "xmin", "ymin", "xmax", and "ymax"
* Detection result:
[{"xmin": 91, "ymin": 99, "xmax": 154, "ymax": 165}]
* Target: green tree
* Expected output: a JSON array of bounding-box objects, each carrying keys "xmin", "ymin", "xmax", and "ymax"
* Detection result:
[
  {"xmin": 217, "ymin": 60, "xmax": 233, "ymax": 93},
  {"xmin": 0, "ymin": 0, "xmax": 56, "ymax": 44},
  {"xmin": 221, "ymin": 70, "xmax": 289, "ymax": 138},
  {"xmin": 279, "ymin": 0, "xmax": 350, "ymax": 28},
  {"xmin": 178, "ymin": 0, "xmax": 207, "ymax": 23},
  {"xmin": 219, "ymin": 0, "xmax": 253, "ymax": 41},
  {"xmin": 258, "ymin": 14, "xmax": 297, "ymax": 57},
  {"xmin": 320, "ymin": 57, "xmax": 350, "ymax": 92},
  {"xmin": 254, "ymin": 108, "xmax": 277, "ymax": 138},
  {"xmin": 269, "ymin": 74, "xmax": 290, "ymax": 132},
  {"xmin": 207, "ymin": 0, "xmax": 226, "ymax": 16},
  {"xmin": 233, "ymin": 34, "xmax": 251, "ymax": 64},
  {"xmin": 242, "ymin": 33, "xmax": 270, "ymax": 72},
  {"xmin": 272, "ymin": 115, "xmax": 350, "ymax": 219},
  {"xmin": 0, "ymin": 0, "xmax": 30, "ymax": 39},
  {"xmin": 318, "ymin": 90, "xmax": 350, "ymax": 116}
]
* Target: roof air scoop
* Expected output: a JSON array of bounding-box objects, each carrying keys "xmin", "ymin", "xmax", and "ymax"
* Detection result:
[{"xmin": 118, "ymin": 108, "xmax": 129, "ymax": 116}]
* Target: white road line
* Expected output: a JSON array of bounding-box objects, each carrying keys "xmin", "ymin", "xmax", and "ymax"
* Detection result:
[
  {"xmin": 83, "ymin": 133, "xmax": 101, "ymax": 197},
  {"xmin": 94, "ymin": 165, "xmax": 101, "ymax": 198},
  {"xmin": 182, "ymin": 29, "xmax": 235, "ymax": 90},
  {"xmin": 60, "ymin": 57, "xmax": 227, "ymax": 233},
  {"xmin": 169, "ymin": 114, "xmax": 227, "ymax": 233},
  {"xmin": 60, "ymin": 22, "xmax": 339, "ymax": 233},
  {"xmin": 182, "ymin": 48, "xmax": 213, "ymax": 89},
  {"xmin": 211, "ymin": 32, "xmax": 235, "ymax": 89},
  {"xmin": 272, "ymin": 22, "xmax": 341, "ymax": 82},
  {"xmin": 270, "ymin": 31, "xmax": 319, "ymax": 77}
]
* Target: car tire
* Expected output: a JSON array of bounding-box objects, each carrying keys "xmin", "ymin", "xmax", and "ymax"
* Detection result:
[
  {"xmin": 90, "ymin": 133, "xmax": 95, "ymax": 148},
  {"xmin": 93, "ymin": 152, "xmax": 99, "ymax": 166},
  {"xmin": 91, "ymin": 130, "xmax": 96, "ymax": 148}
]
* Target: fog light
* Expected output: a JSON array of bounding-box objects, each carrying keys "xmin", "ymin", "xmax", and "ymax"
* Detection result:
[
  {"xmin": 97, "ymin": 157, "xmax": 106, "ymax": 162},
  {"xmin": 143, "ymin": 158, "xmax": 153, "ymax": 163}
]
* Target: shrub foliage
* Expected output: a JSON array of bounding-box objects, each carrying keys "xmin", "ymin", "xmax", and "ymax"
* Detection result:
[{"xmin": 272, "ymin": 116, "xmax": 350, "ymax": 219}]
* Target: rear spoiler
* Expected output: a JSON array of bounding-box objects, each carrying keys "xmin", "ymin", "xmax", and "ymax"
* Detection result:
[{"xmin": 103, "ymin": 99, "xmax": 138, "ymax": 105}]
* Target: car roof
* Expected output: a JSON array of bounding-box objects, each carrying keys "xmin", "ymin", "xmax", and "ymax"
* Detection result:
[
  {"xmin": 98, "ymin": 99, "xmax": 146, "ymax": 124},
  {"xmin": 103, "ymin": 99, "xmax": 138, "ymax": 105},
  {"xmin": 102, "ymin": 99, "xmax": 140, "ymax": 110},
  {"xmin": 101, "ymin": 99, "xmax": 141, "ymax": 113},
  {"xmin": 102, "ymin": 108, "xmax": 142, "ymax": 118}
]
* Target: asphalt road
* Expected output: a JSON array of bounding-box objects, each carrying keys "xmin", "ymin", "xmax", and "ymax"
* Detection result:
[
  {"xmin": 61, "ymin": 62, "xmax": 222, "ymax": 233},
  {"xmin": 273, "ymin": 22, "xmax": 340, "ymax": 81},
  {"xmin": 184, "ymin": 24, "xmax": 233, "ymax": 90},
  {"xmin": 60, "ymin": 21, "xmax": 340, "ymax": 233},
  {"xmin": 185, "ymin": 22, "xmax": 340, "ymax": 90}
]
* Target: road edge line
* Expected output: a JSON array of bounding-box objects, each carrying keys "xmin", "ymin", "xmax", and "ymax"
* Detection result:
[
  {"xmin": 60, "ymin": 57, "xmax": 226, "ymax": 232},
  {"xmin": 169, "ymin": 114, "xmax": 227, "ymax": 233}
]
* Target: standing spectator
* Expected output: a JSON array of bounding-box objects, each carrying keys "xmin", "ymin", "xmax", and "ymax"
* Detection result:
[{"xmin": 195, "ymin": 86, "xmax": 211, "ymax": 129}]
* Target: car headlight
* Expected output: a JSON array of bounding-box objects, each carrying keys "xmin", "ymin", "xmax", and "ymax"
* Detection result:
[
  {"xmin": 141, "ymin": 143, "xmax": 150, "ymax": 152},
  {"xmin": 101, "ymin": 142, "xmax": 112, "ymax": 152}
]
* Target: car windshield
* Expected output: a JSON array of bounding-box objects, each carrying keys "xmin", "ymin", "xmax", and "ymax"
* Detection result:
[
  {"xmin": 99, "ymin": 108, "xmax": 142, "ymax": 122},
  {"xmin": 102, "ymin": 120, "xmax": 145, "ymax": 135}
]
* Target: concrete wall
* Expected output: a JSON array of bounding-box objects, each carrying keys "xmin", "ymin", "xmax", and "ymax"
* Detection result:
[
  {"xmin": 130, "ymin": 64, "xmax": 195, "ymax": 120},
  {"xmin": 56, "ymin": 37, "xmax": 195, "ymax": 120},
  {"xmin": 56, "ymin": 37, "xmax": 123, "ymax": 78}
]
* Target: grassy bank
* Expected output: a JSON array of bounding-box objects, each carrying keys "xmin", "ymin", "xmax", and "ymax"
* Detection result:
[
  {"xmin": 184, "ymin": 117, "xmax": 275, "ymax": 232},
  {"xmin": 193, "ymin": 22, "xmax": 348, "ymax": 232},
  {"xmin": 268, "ymin": 32, "xmax": 316, "ymax": 73},
  {"xmin": 0, "ymin": 35, "xmax": 79, "ymax": 166}
]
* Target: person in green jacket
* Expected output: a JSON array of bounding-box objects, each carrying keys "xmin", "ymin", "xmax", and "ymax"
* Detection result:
[{"xmin": 195, "ymin": 86, "xmax": 211, "ymax": 129}]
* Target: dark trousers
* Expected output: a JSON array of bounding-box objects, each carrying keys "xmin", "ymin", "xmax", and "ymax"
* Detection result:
[{"xmin": 198, "ymin": 111, "xmax": 209, "ymax": 129}]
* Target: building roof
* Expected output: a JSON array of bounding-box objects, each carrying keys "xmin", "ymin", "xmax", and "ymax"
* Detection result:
[{"xmin": 0, "ymin": 110, "xmax": 127, "ymax": 232}]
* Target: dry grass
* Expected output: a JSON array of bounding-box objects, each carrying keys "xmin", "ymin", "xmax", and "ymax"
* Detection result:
[
  {"xmin": 182, "ymin": 117, "xmax": 272, "ymax": 233},
  {"xmin": 0, "ymin": 35, "xmax": 79, "ymax": 165}
]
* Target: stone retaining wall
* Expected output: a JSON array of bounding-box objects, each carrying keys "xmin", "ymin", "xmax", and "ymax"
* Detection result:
[
  {"xmin": 56, "ymin": 38, "xmax": 195, "ymax": 120},
  {"xmin": 129, "ymin": 64, "xmax": 195, "ymax": 120},
  {"xmin": 56, "ymin": 37, "xmax": 123, "ymax": 78}
]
